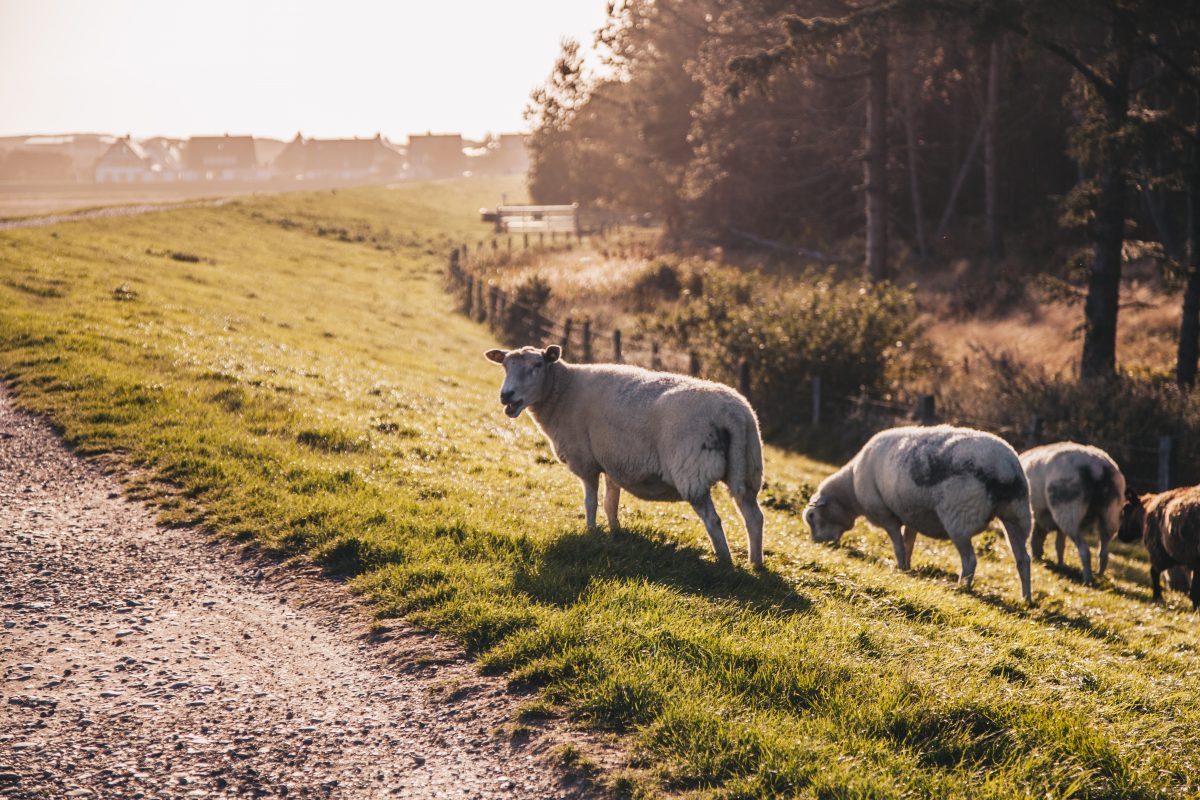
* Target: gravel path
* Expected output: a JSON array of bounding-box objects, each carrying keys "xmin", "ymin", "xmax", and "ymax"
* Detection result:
[
  {"xmin": 0, "ymin": 200, "xmax": 228, "ymax": 232},
  {"xmin": 0, "ymin": 390, "xmax": 608, "ymax": 799}
]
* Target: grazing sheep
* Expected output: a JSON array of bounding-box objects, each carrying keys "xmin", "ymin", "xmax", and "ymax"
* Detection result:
[
  {"xmin": 1117, "ymin": 486, "xmax": 1200, "ymax": 608},
  {"xmin": 804, "ymin": 425, "xmax": 1033, "ymax": 602},
  {"xmin": 1019, "ymin": 442, "xmax": 1125, "ymax": 585},
  {"xmin": 484, "ymin": 345, "xmax": 766, "ymax": 568}
]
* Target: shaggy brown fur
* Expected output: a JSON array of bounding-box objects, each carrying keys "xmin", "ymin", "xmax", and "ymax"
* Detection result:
[{"xmin": 1118, "ymin": 486, "xmax": 1200, "ymax": 607}]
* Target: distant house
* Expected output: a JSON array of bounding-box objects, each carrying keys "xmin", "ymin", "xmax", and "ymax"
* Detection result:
[
  {"xmin": 495, "ymin": 133, "xmax": 530, "ymax": 174},
  {"xmin": 95, "ymin": 136, "xmax": 185, "ymax": 182},
  {"xmin": 273, "ymin": 133, "xmax": 403, "ymax": 180},
  {"xmin": 183, "ymin": 135, "xmax": 262, "ymax": 181},
  {"xmin": 406, "ymin": 133, "xmax": 464, "ymax": 180},
  {"xmin": 464, "ymin": 133, "xmax": 530, "ymax": 176}
]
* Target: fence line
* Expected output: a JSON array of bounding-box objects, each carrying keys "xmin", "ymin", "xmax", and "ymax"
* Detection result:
[{"xmin": 446, "ymin": 245, "xmax": 1179, "ymax": 493}]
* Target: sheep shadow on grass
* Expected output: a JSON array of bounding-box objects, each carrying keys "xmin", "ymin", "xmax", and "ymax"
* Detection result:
[{"xmin": 511, "ymin": 524, "xmax": 812, "ymax": 616}]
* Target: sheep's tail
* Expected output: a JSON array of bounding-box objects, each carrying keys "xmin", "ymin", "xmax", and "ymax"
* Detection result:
[{"xmin": 725, "ymin": 405, "xmax": 763, "ymax": 498}]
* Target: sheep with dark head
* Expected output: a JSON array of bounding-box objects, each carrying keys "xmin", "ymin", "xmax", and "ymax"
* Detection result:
[
  {"xmin": 1019, "ymin": 442, "xmax": 1125, "ymax": 584},
  {"xmin": 484, "ymin": 345, "xmax": 766, "ymax": 568},
  {"xmin": 804, "ymin": 425, "xmax": 1033, "ymax": 602},
  {"xmin": 1118, "ymin": 486, "xmax": 1200, "ymax": 608}
]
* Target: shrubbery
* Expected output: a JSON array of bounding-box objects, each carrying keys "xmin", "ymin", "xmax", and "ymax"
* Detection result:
[
  {"xmin": 642, "ymin": 266, "xmax": 934, "ymax": 439},
  {"xmin": 939, "ymin": 352, "xmax": 1200, "ymax": 490}
]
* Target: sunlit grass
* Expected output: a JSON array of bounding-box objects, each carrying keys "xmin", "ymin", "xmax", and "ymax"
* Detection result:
[{"xmin": 1, "ymin": 177, "xmax": 1198, "ymax": 798}]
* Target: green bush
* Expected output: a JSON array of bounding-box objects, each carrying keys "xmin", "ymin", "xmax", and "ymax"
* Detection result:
[
  {"xmin": 643, "ymin": 266, "xmax": 934, "ymax": 440},
  {"xmin": 498, "ymin": 274, "xmax": 553, "ymax": 345},
  {"xmin": 939, "ymin": 351, "xmax": 1200, "ymax": 490}
]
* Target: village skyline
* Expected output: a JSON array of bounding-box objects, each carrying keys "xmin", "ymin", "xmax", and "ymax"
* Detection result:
[{"xmin": 0, "ymin": 1, "xmax": 609, "ymax": 142}]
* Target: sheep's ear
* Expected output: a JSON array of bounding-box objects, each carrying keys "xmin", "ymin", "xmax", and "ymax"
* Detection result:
[
  {"xmin": 484, "ymin": 349, "xmax": 507, "ymax": 364},
  {"xmin": 543, "ymin": 345, "xmax": 561, "ymax": 363}
]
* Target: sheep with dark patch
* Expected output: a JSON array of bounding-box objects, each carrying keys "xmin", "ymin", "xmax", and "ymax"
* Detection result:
[
  {"xmin": 1117, "ymin": 486, "xmax": 1200, "ymax": 608},
  {"xmin": 804, "ymin": 425, "xmax": 1033, "ymax": 602},
  {"xmin": 484, "ymin": 345, "xmax": 766, "ymax": 568},
  {"xmin": 1019, "ymin": 442, "xmax": 1125, "ymax": 585}
]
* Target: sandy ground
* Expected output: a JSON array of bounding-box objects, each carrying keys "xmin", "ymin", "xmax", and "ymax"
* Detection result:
[{"xmin": 0, "ymin": 390, "xmax": 610, "ymax": 799}]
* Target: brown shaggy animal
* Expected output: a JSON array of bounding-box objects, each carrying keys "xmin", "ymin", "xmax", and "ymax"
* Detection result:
[{"xmin": 1118, "ymin": 486, "xmax": 1200, "ymax": 608}]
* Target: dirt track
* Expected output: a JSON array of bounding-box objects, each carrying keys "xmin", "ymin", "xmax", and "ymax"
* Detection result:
[
  {"xmin": 0, "ymin": 200, "xmax": 229, "ymax": 232},
  {"xmin": 0, "ymin": 390, "xmax": 607, "ymax": 799}
]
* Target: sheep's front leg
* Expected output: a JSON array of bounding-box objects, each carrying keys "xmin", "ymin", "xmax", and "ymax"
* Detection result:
[
  {"xmin": 690, "ymin": 491, "xmax": 732, "ymax": 564},
  {"xmin": 581, "ymin": 474, "xmax": 600, "ymax": 530},
  {"xmin": 603, "ymin": 473, "xmax": 621, "ymax": 533},
  {"xmin": 1055, "ymin": 530, "xmax": 1067, "ymax": 567}
]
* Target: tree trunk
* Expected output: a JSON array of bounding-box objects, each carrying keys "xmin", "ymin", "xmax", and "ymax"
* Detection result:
[
  {"xmin": 1177, "ymin": 149, "xmax": 1200, "ymax": 387},
  {"xmin": 865, "ymin": 44, "xmax": 889, "ymax": 282},
  {"xmin": 902, "ymin": 57, "xmax": 928, "ymax": 259},
  {"xmin": 1080, "ymin": 94, "xmax": 1129, "ymax": 379},
  {"xmin": 984, "ymin": 38, "xmax": 1004, "ymax": 260}
]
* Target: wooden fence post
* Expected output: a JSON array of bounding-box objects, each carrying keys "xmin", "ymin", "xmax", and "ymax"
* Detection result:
[
  {"xmin": 507, "ymin": 236, "xmax": 513, "ymax": 252},
  {"xmin": 613, "ymin": 329, "xmax": 622, "ymax": 363},
  {"xmin": 449, "ymin": 249, "xmax": 460, "ymax": 277},
  {"xmin": 811, "ymin": 376, "xmax": 822, "ymax": 427},
  {"xmin": 581, "ymin": 320, "xmax": 593, "ymax": 363},
  {"xmin": 497, "ymin": 290, "xmax": 507, "ymax": 322},
  {"xmin": 688, "ymin": 351, "xmax": 700, "ymax": 376},
  {"xmin": 561, "ymin": 318, "xmax": 573, "ymax": 357},
  {"xmin": 539, "ymin": 232, "xmax": 545, "ymax": 247},
  {"xmin": 738, "ymin": 360, "xmax": 750, "ymax": 397},
  {"xmin": 650, "ymin": 341, "xmax": 661, "ymax": 370},
  {"xmin": 475, "ymin": 281, "xmax": 485, "ymax": 322},
  {"xmin": 464, "ymin": 275, "xmax": 474, "ymax": 315},
  {"xmin": 523, "ymin": 233, "xmax": 529, "ymax": 249},
  {"xmin": 488, "ymin": 287, "xmax": 498, "ymax": 324},
  {"xmin": 460, "ymin": 244, "xmax": 469, "ymax": 266},
  {"xmin": 1158, "ymin": 435, "xmax": 1173, "ymax": 492},
  {"xmin": 917, "ymin": 395, "xmax": 936, "ymax": 426}
]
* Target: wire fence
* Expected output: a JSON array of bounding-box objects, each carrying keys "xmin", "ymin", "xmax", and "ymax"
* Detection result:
[{"xmin": 446, "ymin": 243, "xmax": 1179, "ymax": 494}]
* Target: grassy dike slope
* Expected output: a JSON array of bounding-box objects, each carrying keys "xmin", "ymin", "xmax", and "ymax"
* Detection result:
[{"xmin": 1, "ymin": 178, "xmax": 1198, "ymax": 799}]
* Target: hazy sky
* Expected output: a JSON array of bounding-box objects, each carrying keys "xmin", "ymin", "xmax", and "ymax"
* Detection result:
[{"xmin": 0, "ymin": 0, "xmax": 609, "ymax": 141}]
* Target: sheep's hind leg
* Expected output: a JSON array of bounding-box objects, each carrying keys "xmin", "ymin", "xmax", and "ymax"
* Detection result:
[
  {"xmin": 581, "ymin": 474, "xmax": 600, "ymax": 530},
  {"xmin": 901, "ymin": 525, "xmax": 918, "ymax": 571},
  {"xmin": 1067, "ymin": 527, "xmax": 1094, "ymax": 585},
  {"xmin": 1001, "ymin": 514, "xmax": 1034, "ymax": 604},
  {"xmin": 733, "ymin": 492, "xmax": 764, "ymax": 570},
  {"xmin": 690, "ymin": 491, "xmax": 732, "ymax": 564},
  {"xmin": 603, "ymin": 474, "xmax": 621, "ymax": 533},
  {"xmin": 951, "ymin": 536, "xmax": 978, "ymax": 591},
  {"xmin": 1030, "ymin": 523, "xmax": 1048, "ymax": 561}
]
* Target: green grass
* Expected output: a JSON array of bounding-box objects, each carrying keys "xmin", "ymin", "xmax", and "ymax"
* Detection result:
[{"xmin": 2, "ymin": 177, "xmax": 1199, "ymax": 798}]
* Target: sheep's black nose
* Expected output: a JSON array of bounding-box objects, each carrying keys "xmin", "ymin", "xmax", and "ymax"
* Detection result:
[{"xmin": 500, "ymin": 390, "xmax": 515, "ymax": 404}]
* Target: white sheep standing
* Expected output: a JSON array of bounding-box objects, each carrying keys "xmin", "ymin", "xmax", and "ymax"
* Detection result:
[
  {"xmin": 804, "ymin": 425, "xmax": 1033, "ymax": 602},
  {"xmin": 1019, "ymin": 442, "xmax": 1125, "ymax": 584},
  {"xmin": 484, "ymin": 345, "xmax": 766, "ymax": 568}
]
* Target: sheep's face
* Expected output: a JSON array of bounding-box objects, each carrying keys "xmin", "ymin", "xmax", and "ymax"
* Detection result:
[
  {"xmin": 1117, "ymin": 491, "xmax": 1146, "ymax": 544},
  {"xmin": 484, "ymin": 345, "xmax": 561, "ymax": 418},
  {"xmin": 804, "ymin": 493, "xmax": 852, "ymax": 544}
]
